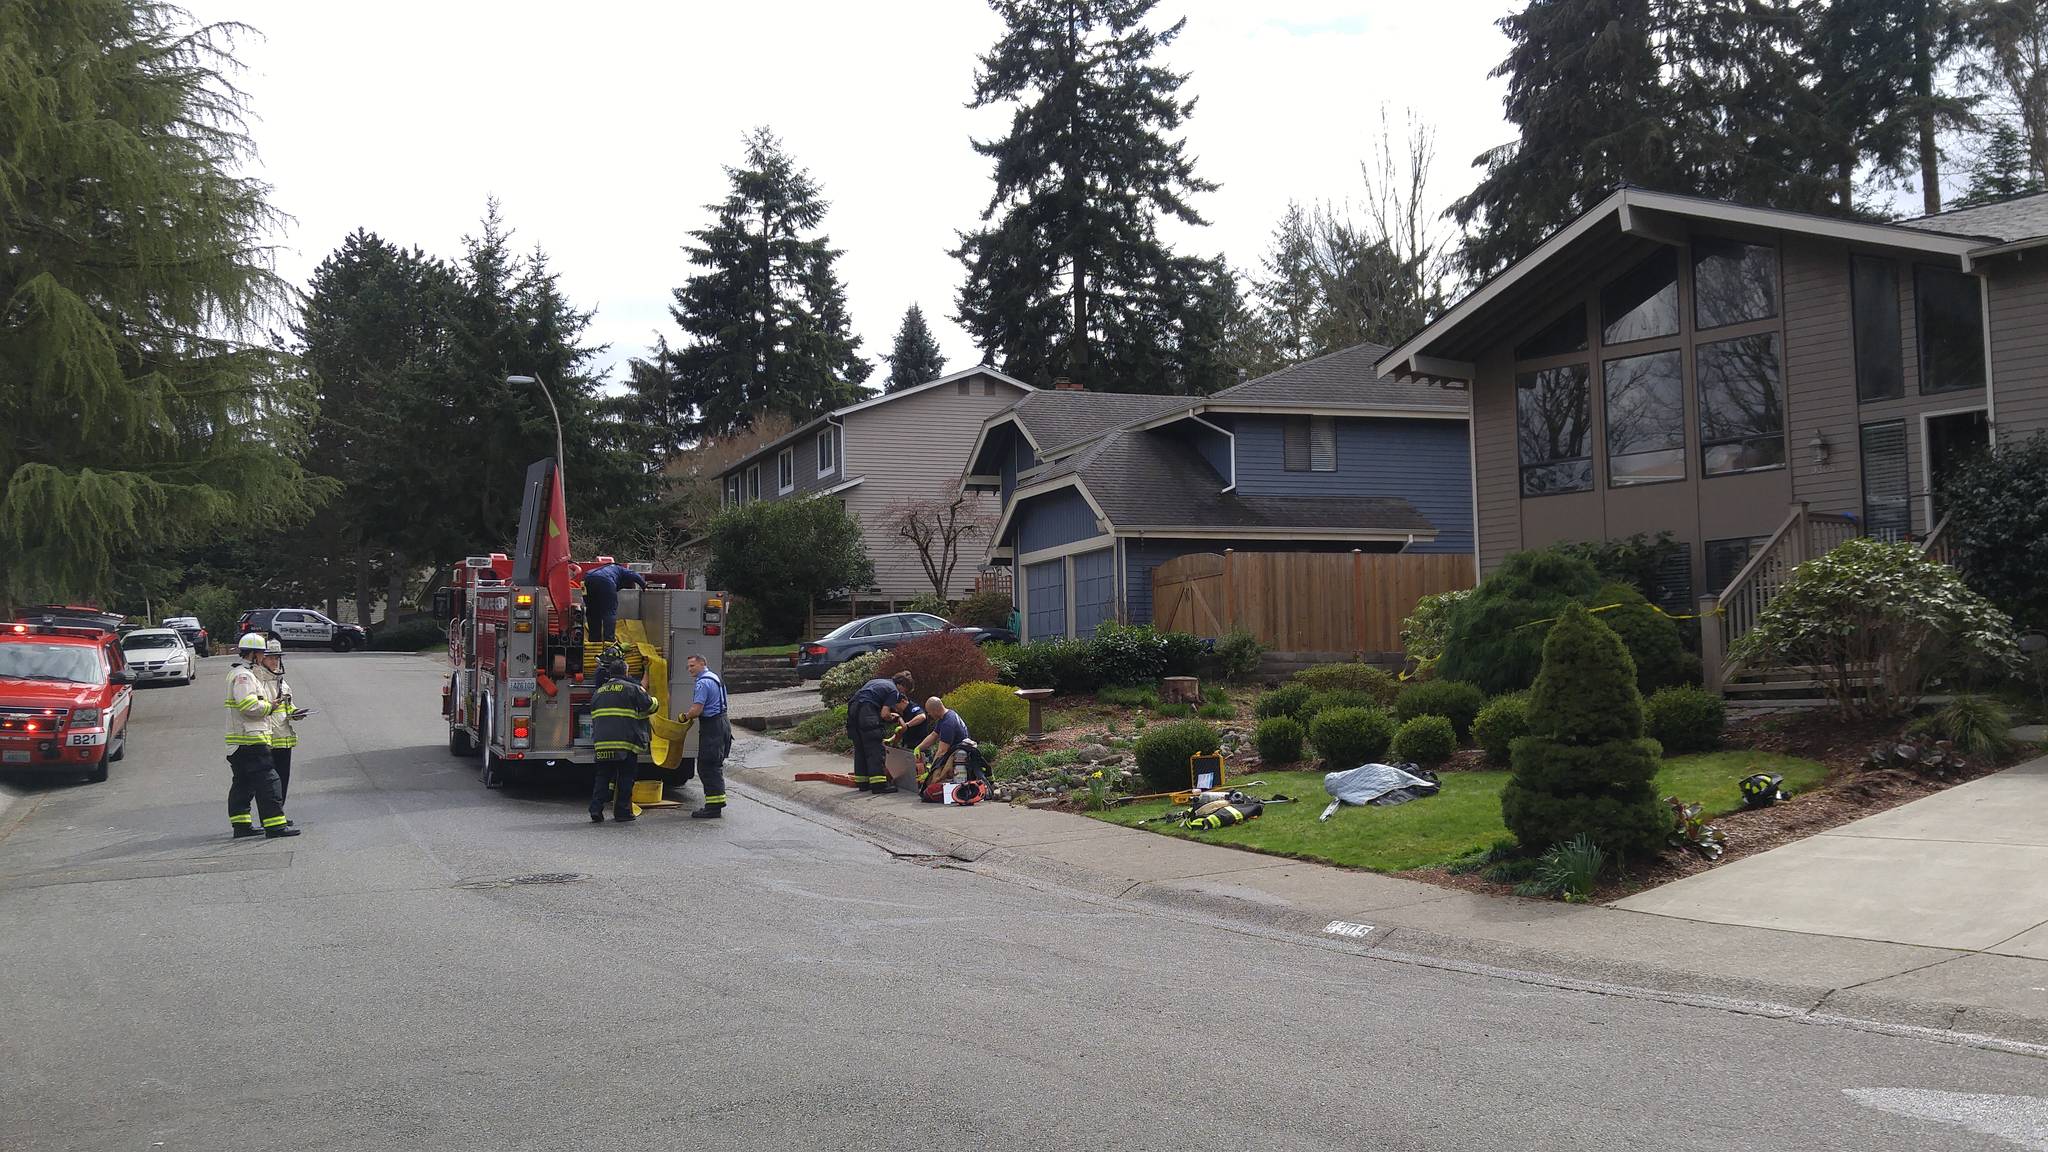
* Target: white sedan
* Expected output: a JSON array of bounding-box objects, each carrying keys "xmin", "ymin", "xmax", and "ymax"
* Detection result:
[{"xmin": 118, "ymin": 628, "xmax": 196, "ymax": 686}]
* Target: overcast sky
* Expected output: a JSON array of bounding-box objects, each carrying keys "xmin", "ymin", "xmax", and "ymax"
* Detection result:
[{"xmin": 190, "ymin": 0, "xmax": 1515, "ymax": 383}]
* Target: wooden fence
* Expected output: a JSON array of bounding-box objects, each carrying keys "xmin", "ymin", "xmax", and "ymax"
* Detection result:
[{"xmin": 1152, "ymin": 550, "xmax": 1474, "ymax": 654}]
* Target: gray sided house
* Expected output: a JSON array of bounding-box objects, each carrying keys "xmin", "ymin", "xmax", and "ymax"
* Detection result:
[
  {"xmin": 962, "ymin": 344, "xmax": 1472, "ymax": 640},
  {"xmin": 1378, "ymin": 187, "xmax": 2048, "ymax": 609},
  {"xmin": 717, "ymin": 367, "xmax": 1033, "ymax": 605}
]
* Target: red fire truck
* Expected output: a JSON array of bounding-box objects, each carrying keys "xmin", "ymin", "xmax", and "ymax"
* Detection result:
[{"xmin": 435, "ymin": 459, "xmax": 727, "ymax": 791}]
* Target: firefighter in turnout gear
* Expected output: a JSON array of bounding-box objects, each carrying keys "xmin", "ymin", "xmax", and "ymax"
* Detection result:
[
  {"xmin": 255, "ymin": 638, "xmax": 307, "ymax": 802},
  {"xmin": 224, "ymin": 633, "xmax": 297, "ymax": 838},
  {"xmin": 588, "ymin": 644, "xmax": 658, "ymax": 823}
]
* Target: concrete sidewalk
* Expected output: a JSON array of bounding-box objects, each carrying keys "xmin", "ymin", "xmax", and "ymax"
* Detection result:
[
  {"xmin": 729, "ymin": 732, "xmax": 2048, "ymax": 1046},
  {"xmin": 1617, "ymin": 756, "xmax": 2048, "ymax": 959}
]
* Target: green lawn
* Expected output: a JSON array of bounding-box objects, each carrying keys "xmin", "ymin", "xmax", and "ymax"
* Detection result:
[
  {"xmin": 1091, "ymin": 751, "xmax": 1829, "ymax": 873},
  {"xmin": 728, "ymin": 643, "xmax": 799, "ymax": 657}
]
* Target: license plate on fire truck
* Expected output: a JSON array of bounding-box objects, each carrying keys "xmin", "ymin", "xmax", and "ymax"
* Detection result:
[
  {"xmin": 3, "ymin": 750, "xmax": 28, "ymax": 764},
  {"xmin": 507, "ymin": 677, "xmax": 537, "ymax": 695}
]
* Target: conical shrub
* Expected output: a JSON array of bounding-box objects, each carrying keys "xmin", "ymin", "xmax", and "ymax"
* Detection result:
[{"xmin": 1501, "ymin": 602, "xmax": 1667, "ymax": 864}]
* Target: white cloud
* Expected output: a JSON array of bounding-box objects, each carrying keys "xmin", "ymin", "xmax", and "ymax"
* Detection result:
[{"xmin": 190, "ymin": 0, "xmax": 1512, "ymax": 381}]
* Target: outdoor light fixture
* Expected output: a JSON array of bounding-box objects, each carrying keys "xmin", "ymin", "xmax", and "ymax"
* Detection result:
[{"xmin": 1809, "ymin": 432, "xmax": 1831, "ymax": 466}]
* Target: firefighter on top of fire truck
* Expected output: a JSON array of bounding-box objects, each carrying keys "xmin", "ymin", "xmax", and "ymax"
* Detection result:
[{"xmin": 224, "ymin": 633, "xmax": 298, "ymax": 839}]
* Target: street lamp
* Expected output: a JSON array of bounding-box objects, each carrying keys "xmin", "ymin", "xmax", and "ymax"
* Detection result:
[{"xmin": 506, "ymin": 374, "xmax": 565, "ymax": 480}]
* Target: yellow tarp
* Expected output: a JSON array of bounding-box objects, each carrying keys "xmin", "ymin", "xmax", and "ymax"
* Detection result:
[{"xmin": 613, "ymin": 619, "xmax": 691, "ymax": 770}]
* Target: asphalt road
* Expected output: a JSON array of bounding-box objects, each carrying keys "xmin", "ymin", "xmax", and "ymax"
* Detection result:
[{"xmin": 2, "ymin": 652, "xmax": 2044, "ymax": 1152}]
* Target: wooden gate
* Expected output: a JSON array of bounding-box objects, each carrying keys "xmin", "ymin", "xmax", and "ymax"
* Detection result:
[
  {"xmin": 1150, "ymin": 550, "xmax": 1474, "ymax": 654},
  {"xmin": 1151, "ymin": 553, "xmax": 1224, "ymax": 637}
]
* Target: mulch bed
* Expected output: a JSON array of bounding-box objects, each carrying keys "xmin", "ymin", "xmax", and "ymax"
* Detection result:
[{"xmin": 1399, "ymin": 711, "xmax": 2040, "ymax": 903}]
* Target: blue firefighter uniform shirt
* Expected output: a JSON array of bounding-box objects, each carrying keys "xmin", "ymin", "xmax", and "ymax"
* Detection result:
[
  {"xmin": 933, "ymin": 708, "xmax": 970, "ymax": 751},
  {"xmin": 850, "ymin": 677, "xmax": 901, "ymax": 714},
  {"xmin": 582, "ymin": 563, "xmax": 647, "ymax": 597},
  {"xmin": 693, "ymin": 669, "xmax": 727, "ymax": 717}
]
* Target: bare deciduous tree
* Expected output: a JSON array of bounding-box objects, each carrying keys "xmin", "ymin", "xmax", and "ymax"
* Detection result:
[{"xmin": 886, "ymin": 495, "xmax": 997, "ymax": 600}]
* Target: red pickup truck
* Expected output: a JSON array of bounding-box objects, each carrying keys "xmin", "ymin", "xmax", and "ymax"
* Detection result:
[{"xmin": 0, "ymin": 620, "xmax": 134, "ymax": 783}]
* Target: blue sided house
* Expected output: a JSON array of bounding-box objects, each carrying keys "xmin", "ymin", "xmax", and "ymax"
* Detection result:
[{"xmin": 960, "ymin": 343, "xmax": 1474, "ymax": 640}]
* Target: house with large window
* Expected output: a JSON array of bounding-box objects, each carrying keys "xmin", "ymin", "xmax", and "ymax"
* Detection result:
[
  {"xmin": 961, "ymin": 344, "xmax": 1471, "ymax": 640},
  {"xmin": 1378, "ymin": 187, "xmax": 2048, "ymax": 685},
  {"xmin": 715, "ymin": 366, "xmax": 1032, "ymax": 606}
]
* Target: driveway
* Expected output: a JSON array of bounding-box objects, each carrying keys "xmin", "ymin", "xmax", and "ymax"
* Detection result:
[{"xmin": 1616, "ymin": 754, "xmax": 2048, "ymax": 958}]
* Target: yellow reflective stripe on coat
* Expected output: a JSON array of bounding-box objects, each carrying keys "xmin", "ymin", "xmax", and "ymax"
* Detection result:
[
  {"xmin": 594, "ymin": 740, "xmax": 646, "ymax": 752},
  {"xmin": 225, "ymin": 733, "xmax": 272, "ymax": 746},
  {"xmin": 271, "ymin": 737, "xmax": 298, "ymax": 748},
  {"xmin": 590, "ymin": 708, "xmax": 644, "ymax": 719},
  {"xmin": 224, "ymin": 697, "xmax": 260, "ymax": 708}
]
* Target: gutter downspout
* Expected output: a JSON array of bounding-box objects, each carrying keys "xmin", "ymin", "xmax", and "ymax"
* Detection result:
[
  {"xmin": 1979, "ymin": 273, "xmax": 1998, "ymax": 442},
  {"xmin": 1188, "ymin": 412, "xmax": 1236, "ymax": 492}
]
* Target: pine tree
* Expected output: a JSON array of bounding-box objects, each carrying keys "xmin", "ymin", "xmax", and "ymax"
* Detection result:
[
  {"xmin": 954, "ymin": 0, "xmax": 1219, "ymax": 391},
  {"xmin": 884, "ymin": 305, "xmax": 949, "ymax": 391},
  {"xmin": 668, "ymin": 128, "xmax": 870, "ymax": 437},
  {"xmin": 0, "ymin": 1, "xmax": 326, "ymax": 606},
  {"xmin": 1251, "ymin": 204, "xmax": 1320, "ymax": 369},
  {"xmin": 1958, "ymin": 120, "xmax": 2044, "ymax": 205}
]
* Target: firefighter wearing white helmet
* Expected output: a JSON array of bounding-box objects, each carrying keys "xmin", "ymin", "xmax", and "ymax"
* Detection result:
[
  {"xmin": 223, "ymin": 632, "xmax": 297, "ymax": 838},
  {"xmin": 254, "ymin": 638, "xmax": 307, "ymax": 803}
]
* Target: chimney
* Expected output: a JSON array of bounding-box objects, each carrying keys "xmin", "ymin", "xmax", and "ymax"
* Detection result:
[{"xmin": 1052, "ymin": 376, "xmax": 1085, "ymax": 392}]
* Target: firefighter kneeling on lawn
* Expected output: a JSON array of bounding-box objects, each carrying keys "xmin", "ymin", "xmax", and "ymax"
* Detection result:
[{"xmin": 589, "ymin": 645, "xmax": 658, "ymax": 824}]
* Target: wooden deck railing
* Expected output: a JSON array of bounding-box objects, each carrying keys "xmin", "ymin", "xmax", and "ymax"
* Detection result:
[
  {"xmin": 1699, "ymin": 502, "xmax": 1860, "ymax": 691},
  {"xmin": 1919, "ymin": 510, "xmax": 1957, "ymax": 568}
]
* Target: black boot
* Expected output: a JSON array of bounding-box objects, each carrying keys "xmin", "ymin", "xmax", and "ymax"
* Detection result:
[
  {"xmin": 690, "ymin": 805, "xmax": 723, "ymax": 819},
  {"xmin": 232, "ymin": 825, "xmax": 262, "ymax": 839},
  {"xmin": 871, "ymin": 782, "xmax": 899, "ymax": 795},
  {"xmin": 266, "ymin": 825, "xmax": 302, "ymax": 839},
  {"xmin": 589, "ymin": 810, "xmax": 604, "ymax": 823}
]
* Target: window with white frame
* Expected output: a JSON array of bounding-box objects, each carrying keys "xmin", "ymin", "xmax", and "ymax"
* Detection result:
[
  {"xmin": 816, "ymin": 427, "xmax": 837, "ymax": 475},
  {"xmin": 746, "ymin": 464, "xmax": 761, "ymax": 502},
  {"xmin": 776, "ymin": 447, "xmax": 794, "ymax": 494}
]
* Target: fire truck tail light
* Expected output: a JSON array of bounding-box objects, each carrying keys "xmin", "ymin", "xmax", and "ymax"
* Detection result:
[
  {"xmin": 513, "ymin": 696, "xmax": 531, "ymax": 708},
  {"xmin": 704, "ymin": 625, "xmax": 720, "ymax": 636},
  {"xmin": 515, "ymin": 593, "xmax": 534, "ymax": 606},
  {"xmin": 512, "ymin": 720, "xmax": 530, "ymax": 740},
  {"xmin": 515, "ymin": 622, "xmax": 532, "ymax": 633},
  {"xmin": 706, "ymin": 598, "xmax": 723, "ymax": 612}
]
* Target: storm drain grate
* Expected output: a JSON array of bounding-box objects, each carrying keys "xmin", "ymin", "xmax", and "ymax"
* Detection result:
[{"xmin": 458, "ymin": 872, "xmax": 588, "ymax": 890}]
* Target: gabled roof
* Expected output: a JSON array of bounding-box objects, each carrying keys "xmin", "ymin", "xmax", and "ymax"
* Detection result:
[
  {"xmin": 1907, "ymin": 190, "xmax": 2048, "ymax": 243},
  {"xmin": 1377, "ymin": 186, "xmax": 1990, "ymax": 379},
  {"xmin": 720, "ymin": 366, "xmax": 1032, "ymax": 479},
  {"xmin": 1006, "ymin": 390, "xmax": 1189, "ymax": 457},
  {"xmin": 1001, "ymin": 426, "xmax": 1436, "ymax": 542},
  {"xmin": 1206, "ymin": 342, "xmax": 1465, "ymax": 412}
]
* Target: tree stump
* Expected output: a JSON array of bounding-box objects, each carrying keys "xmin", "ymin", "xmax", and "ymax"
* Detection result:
[{"xmin": 1161, "ymin": 676, "xmax": 1201, "ymax": 704}]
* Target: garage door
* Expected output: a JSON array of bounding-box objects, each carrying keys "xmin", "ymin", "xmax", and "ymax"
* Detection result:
[
  {"xmin": 1072, "ymin": 548, "xmax": 1115, "ymax": 638},
  {"xmin": 1025, "ymin": 559, "xmax": 1065, "ymax": 640}
]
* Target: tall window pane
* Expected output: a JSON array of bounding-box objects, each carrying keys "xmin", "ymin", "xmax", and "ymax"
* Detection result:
[
  {"xmin": 1852, "ymin": 256, "xmax": 1903, "ymax": 401},
  {"xmin": 1516, "ymin": 364, "xmax": 1593, "ymax": 495},
  {"xmin": 1860, "ymin": 421, "xmax": 1910, "ymax": 541},
  {"xmin": 1284, "ymin": 415, "xmax": 1337, "ymax": 472},
  {"xmin": 1697, "ymin": 333, "xmax": 1786, "ymax": 475},
  {"xmin": 1601, "ymin": 249, "xmax": 1680, "ymax": 345},
  {"xmin": 1692, "ymin": 237, "xmax": 1777, "ymax": 329},
  {"xmin": 1916, "ymin": 265, "xmax": 1986, "ymax": 394},
  {"xmin": 1515, "ymin": 303, "xmax": 1588, "ymax": 360},
  {"xmin": 1604, "ymin": 350, "xmax": 1684, "ymax": 485}
]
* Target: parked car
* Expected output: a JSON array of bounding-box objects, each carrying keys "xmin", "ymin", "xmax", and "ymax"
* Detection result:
[
  {"xmin": 793, "ymin": 612, "xmax": 1010, "ymax": 679},
  {"xmin": 237, "ymin": 607, "xmax": 369, "ymax": 652},
  {"xmin": 12, "ymin": 605, "xmax": 125, "ymax": 633},
  {"xmin": 160, "ymin": 616, "xmax": 209, "ymax": 654},
  {"xmin": 119, "ymin": 627, "xmax": 196, "ymax": 686},
  {"xmin": 0, "ymin": 619, "xmax": 133, "ymax": 783}
]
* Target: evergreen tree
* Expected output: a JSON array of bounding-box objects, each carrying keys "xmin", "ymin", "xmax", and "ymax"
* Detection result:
[
  {"xmin": 1958, "ymin": 120, "xmax": 2044, "ymax": 204},
  {"xmin": 0, "ymin": 1, "xmax": 326, "ymax": 606},
  {"xmin": 1251, "ymin": 204, "xmax": 1320, "ymax": 369},
  {"xmin": 668, "ymin": 128, "xmax": 871, "ymax": 437},
  {"xmin": 954, "ymin": 0, "xmax": 1219, "ymax": 391},
  {"xmin": 884, "ymin": 304, "xmax": 949, "ymax": 391}
]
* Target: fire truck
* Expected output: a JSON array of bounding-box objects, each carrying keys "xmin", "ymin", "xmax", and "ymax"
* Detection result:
[{"xmin": 436, "ymin": 459, "xmax": 727, "ymax": 792}]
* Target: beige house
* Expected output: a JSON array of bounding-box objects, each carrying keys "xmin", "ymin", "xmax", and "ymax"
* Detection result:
[{"xmin": 717, "ymin": 366, "xmax": 1034, "ymax": 607}]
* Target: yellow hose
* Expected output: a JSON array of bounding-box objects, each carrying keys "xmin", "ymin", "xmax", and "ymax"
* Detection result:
[{"xmin": 613, "ymin": 619, "xmax": 690, "ymax": 770}]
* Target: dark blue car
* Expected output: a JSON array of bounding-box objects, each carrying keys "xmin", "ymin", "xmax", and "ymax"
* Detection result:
[{"xmin": 793, "ymin": 613, "xmax": 1015, "ymax": 679}]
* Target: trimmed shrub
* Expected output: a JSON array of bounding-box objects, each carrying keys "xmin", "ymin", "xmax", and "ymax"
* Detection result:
[
  {"xmin": 1592, "ymin": 582, "xmax": 1699, "ymax": 693},
  {"xmin": 906, "ymin": 592, "xmax": 951, "ymax": 617},
  {"xmin": 981, "ymin": 641, "xmax": 1020, "ymax": 685},
  {"xmin": 1552, "ymin": 532, "xmax": 1686, "ymax": 600},
  {"xmin": 1254, "ymin": 683, "xmax": 1313, "ymax": 721},
  {"xmin": 1391, "ymin": 714, "xmax": 1457, "ymax": 767},
  {"xmin": 1090, "ymin": 622, "xmax": 1168, "ymax": 686},
  {"xmin": 725, "ymin": 598, "xmax": 768, "ymax": 649},
  {"xmin": 1297, "ymin": 688, "xmax": 1380, "ymax": 728},
  {"xmin": 1133, "ymin": 719, "xmax": 1221, "ymax": 790},
  {"xmin": 1393, "ymin": 679, "xmax": 1486, "ymax": 740},
  {"xmin": 1308, "ymin": 706, "xmax": 1396, "ymax": 768},
  {"xmin": 1400, "ymin": 587, "xmax": 1472, "ymax": 675},
  {"xmin": 1292, "ymin": 662, "xmax": 1401, "ymax": 707},
  {"xmin": 1472, "ymin": 692, "xmax": 1531, "ymax": 765},
  {"xmin": 370, "ymin": 616, "xmax": 445, "ymax": 652},
  {"xmin": 1206, "ymin": 626, "xmax": 1264, "ymax": 682},
  {"xmin": 1439, "ymin": 549, "xmax": 1604, "ymax": 696},
  {"xmin": 876, "ymin": 631, "xmax": 999, "ymax": 699},
  {"xmin": 820, "ymin": 650, "xmax": 889, "ymax": 708},
  {"xmin": 1007, "ymin": 637, "xmax": 1100, "ymax": 694},
  {"xmin": 789, "ymin": 705, "xmax": 852, "ymax": 753},
  {"xmin": 1255, "ymin": 716, "xmax": 1306, "ymax": 765},
  {"xmin": 1642, "ymin": 685, "xmax": 1725, "ymax": 754},
  {"xmin": 1159, "ymin": 630, "xmax": 1206, "ymax": 677},
  {"xmin": 1944, "ymin": 430, "xmax": 2048, "ymax": 625},
  {"xmin": 1500, "ymin": 603, "xmax": 1667, "ymax": 865},
  {"xmin": 947, "ymin": 681, "xmax": 1028, "ymax": 748},
  {"xmin": 953, "ymin": 588, "xmax": 1014, "ymax": 629}
]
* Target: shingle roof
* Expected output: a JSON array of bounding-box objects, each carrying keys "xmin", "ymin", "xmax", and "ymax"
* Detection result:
[
  {"xmin": 1007, "ymin": 390, "xmax": 1189, "ymax": 456},
  {"xmin": 1208, "ymin": 342, "xmax": 1468, "ymax": 412},
  {"xmin": 1037, "ymin": 428, "xmax": 1436, "ymax": 536},
  {"xmin": 1905, "ymin": 192, "xmax": 2048, "ymax": 243}
]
